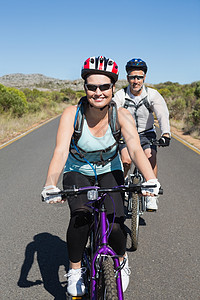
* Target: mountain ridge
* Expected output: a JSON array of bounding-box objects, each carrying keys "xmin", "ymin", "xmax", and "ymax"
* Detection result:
[{"xmin": 0, "ymin": 73, "xmax": 128, "ymax": 91}]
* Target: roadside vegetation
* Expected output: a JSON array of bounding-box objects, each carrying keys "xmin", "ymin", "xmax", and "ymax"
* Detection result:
[
  {"xmin": 153, "ymin": 81, "xmax": 200, "ymax": 139},
  {"xmin": 0, "ymin": 84, "xmax": 85, "ymax": 144},
  {"xmin": 0, "ymin": 81, "xmax": 200, "ymax": 144}
]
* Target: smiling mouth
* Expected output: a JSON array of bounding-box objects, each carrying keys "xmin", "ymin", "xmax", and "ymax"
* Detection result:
[{"xmin": 93, "ymin": 96, "xmax": 105, "ymax": 101}]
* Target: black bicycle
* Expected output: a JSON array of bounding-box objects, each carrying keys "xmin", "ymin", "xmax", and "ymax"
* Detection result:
[{"xmin": 125, "ymin": 139, "xmax": 164, "ymax": 251}]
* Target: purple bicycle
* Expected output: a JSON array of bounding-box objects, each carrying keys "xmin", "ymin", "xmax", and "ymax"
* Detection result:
[{"xmin": 50, "ymin": 182, "xmax": 158, "ymax": 300}]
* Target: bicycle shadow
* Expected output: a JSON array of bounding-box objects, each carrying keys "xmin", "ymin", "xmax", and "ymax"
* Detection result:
[{"xmin": 17, "ymin": 232, "xmax": 69, "ymax": 300}]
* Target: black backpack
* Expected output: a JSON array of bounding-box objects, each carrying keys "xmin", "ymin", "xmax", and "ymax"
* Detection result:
[{"xmin": 123, "ymin": 86, "xmax": 153, "ymax": 130}]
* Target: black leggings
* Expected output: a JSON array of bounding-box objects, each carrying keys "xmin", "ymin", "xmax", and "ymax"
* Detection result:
[{"xmin": 63, "ymin": 170, "xmax": 127, "ymax": 263}]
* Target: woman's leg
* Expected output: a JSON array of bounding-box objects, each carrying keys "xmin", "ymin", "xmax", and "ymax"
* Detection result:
[{"xmin": 63, "ymin": 172, "xmax": 93, "ymax": 268}]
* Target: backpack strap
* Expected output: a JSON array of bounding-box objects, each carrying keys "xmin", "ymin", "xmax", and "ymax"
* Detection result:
[
  {"xmin": 72, "ymin": 96, "xmax": 87, "ymax": 144},
  {"xmin": 109, "ymin": 100, "xmax": 121, "ymax": 143},
  {"xmin": 70, "ymin": 98, "xmax": 121, "ymax": 166}
]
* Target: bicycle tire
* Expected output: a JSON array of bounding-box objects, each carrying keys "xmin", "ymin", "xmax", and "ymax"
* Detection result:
[
  {"xmin": 130, "ymin": 176, "xmax": 140, "ymax": 251},
  {"xmin": 97, "ymin": 257, "xmax": 118, "ymax": 300}
]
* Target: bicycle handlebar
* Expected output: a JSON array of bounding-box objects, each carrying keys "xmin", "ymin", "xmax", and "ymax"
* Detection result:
[{"xmin": 46, "ymin": 183, "xmax": 163, "ymax": 198}]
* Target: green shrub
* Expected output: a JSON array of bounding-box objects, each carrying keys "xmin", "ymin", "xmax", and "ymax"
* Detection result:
[
  {"xmin": 190, "ymin": 99, "xmax": 200, "ymax": 126},
  {"xmin": 0, "ymin": 84, "xmax": 28, "ymax": 117},
  {"xmin": 50, "ymin": 91, "xmax": 65, "ymax": 103},
  {"xmin": 194, "ymin": 82, "xmax": 200, "ymax": 98},
  {"xmin": 157, "ymin": 88, "xmax": 171, "ymax": 98},
  {"xmin": 23, "ymin": 88, "xmax": 43, "ymax": 102},
  {"xmin": 76, "ymin": 90, "xmax": 86, "ymax": 99},
  {"xmin": 27, "ymin": 102, "xmax": 40, "ymax": 113},
  {"xmin": 169, "ymin": 97, "xmax": 186, "ymax": 119}
]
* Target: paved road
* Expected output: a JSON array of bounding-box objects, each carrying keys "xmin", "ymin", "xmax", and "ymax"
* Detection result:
[{"xmin": 0, "ymin": 117, "xmax": 200, "ymax": 300}]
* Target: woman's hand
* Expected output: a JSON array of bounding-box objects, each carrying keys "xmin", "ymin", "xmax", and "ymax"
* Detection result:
[
  {"xmin": 141, "ymin": 179, "xmax": 161, "ymax": 196},
  {"xmin": 41, "ymin": 185, "xmax": 63, "ymax": 203}
]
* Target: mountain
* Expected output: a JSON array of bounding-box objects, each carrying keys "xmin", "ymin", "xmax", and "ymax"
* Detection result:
[{"xmin": 0, "ymin": 73, "xmax": 128, "ymax": 91}]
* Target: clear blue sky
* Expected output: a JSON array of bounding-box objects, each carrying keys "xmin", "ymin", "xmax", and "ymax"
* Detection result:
[{"xmin": 0, "ymin": 0, "xmax": 199, "ymax": 84}]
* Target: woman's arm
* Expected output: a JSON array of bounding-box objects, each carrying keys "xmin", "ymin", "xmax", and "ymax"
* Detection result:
[
  {"xmin": 118, "ymin": 107, "xmax": 156, "ymax": 181},
  {"xmin": 44, "ymin": 105, "xmax": 77, "ymax": 186}
]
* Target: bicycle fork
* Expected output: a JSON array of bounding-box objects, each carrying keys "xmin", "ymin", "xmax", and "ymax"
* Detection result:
[{"xmin": 90, "ymin": 203, "xmax": 124, "ymax": 300}]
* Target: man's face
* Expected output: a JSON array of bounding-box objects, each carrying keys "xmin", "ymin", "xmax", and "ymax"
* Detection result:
[{"xmin": 127, "ymin": 70, "xmax": 146, "ymax": 95}]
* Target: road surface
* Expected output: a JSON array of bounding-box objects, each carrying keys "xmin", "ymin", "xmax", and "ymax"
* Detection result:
[{"xmin": 0, "ymin": 117, "xmax": 199, "ymax": 299}]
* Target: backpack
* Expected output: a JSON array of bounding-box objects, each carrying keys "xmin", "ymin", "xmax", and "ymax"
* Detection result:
[{"xmin": 70, "ymin": 97, "xmax": 121, "ymax": 166}]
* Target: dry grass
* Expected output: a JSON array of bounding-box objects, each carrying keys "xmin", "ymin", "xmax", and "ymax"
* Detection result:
[
  {"xmin": 170, "ymin": 119, "xmax": 185, "ymax": 131},
  {"xmin": 170, "ymin": 119, "xmax": 200, "ymax": 140},
  {"xmin": 0, "ymin": 102, "xmax": 68, "ymax": 145}
]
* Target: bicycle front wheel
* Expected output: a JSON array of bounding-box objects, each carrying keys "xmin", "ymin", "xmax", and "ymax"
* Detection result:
[
  {"xmin": 97, "ymin": 257, "xmax": 118, "ymax": 300},
  {"xmin": 130, "ymin": 176, "xmax": 140, "ymax": 251},
  {"xmin": 131, "ymin": 191, "xmax": 140, "ymax": 251}
]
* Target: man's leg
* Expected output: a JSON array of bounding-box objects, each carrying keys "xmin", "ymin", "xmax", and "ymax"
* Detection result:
[
  {"xmin": 143, "ymin": 148, "xmax": 157, "ymax": 176},
  {"xmin": 143, "ymin": 148, "xmax": 159, "ymax": 211},
  {"xmin": 120, "ymin": 147, "xmax": 132, "ymax": 178}
]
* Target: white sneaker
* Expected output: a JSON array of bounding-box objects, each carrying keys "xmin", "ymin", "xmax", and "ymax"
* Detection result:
[
  {"xmin": 121, "ymin": 253, "xmax": 131, "ymax": 292},
  {"xmin": 146, "ymin": 196, "xmax": 158, "ymax": 211},
  {"xmin": 65, "ymin": 267, "xmax": 86, "ymax": 296}
]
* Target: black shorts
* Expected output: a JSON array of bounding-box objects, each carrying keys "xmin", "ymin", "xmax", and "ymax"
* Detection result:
[
  {"xmin": 119, "ymin": 131, "xmax": 157, "ymax": 152},
  {"xmin": 139, "ymin": 131, "xmax": 157, "ymax": 151}
]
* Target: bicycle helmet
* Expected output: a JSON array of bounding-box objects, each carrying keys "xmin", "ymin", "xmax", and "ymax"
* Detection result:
[
  {"xmin": 81, "ymin": 56, "xmax": 119, "ymax": 83},
  {"xmin": 125, "ymin": 58, "xmax": 148, "ymax": 74}
]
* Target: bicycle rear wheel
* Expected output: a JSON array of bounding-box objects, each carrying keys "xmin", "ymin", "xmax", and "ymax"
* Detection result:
[{"xmin": 97, "ymin": 257, "xmax": 118, "ymax": 300}]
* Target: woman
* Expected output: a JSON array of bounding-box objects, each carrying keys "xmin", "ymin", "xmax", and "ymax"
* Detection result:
[{"xmin": 41, "ymin": 56, "xmax": 160, "ymax": 297}]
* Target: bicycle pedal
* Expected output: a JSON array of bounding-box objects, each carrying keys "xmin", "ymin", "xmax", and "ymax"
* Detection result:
[
  {"xmin": 69, "ymin": 296, "xmax": 85, "ymax": 300},
  {"xmin": 146, "ymin": 209, "xmax": 157, "ymax": 212}
]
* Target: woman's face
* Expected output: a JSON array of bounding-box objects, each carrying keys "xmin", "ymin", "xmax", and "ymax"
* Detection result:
[{"xmin": 84, "ymin": 74, "xmax": 114, "ymax": 109}]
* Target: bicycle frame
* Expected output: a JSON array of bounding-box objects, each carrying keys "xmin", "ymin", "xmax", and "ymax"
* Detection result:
[{"xmin": 89, "ymin": 199, "xmax": 123, "ymax": 300}]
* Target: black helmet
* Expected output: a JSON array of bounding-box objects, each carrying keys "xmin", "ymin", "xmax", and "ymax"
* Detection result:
[
  {"xmin": 81, "ymin": 56, "xmax": 119, "ymax": 83},
  {"xmin": 125, "ymin": 58, "xmax": 148, "ymax": 74}
]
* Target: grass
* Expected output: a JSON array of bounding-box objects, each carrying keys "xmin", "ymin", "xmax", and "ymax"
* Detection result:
[
  {"xmin": 170, "ymin": 119, "xmax": 200, "ymax": 140},
  {"xmin": 0, "ymin": 102, "xmax": 68, "ymax": 145},
  {"xmin": 170, "ymin": 119, "xmax": 185, "ymax": 131}
]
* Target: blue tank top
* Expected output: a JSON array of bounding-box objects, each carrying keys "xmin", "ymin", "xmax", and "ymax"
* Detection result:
[{"xmin": 64, "ymin": 118, "xmax": 123, "ymax": 176}]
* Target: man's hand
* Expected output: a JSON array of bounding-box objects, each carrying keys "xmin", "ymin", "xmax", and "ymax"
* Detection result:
[{"xmin": 158, "ymin": 136, "xmax": 171, "ymax": 147}]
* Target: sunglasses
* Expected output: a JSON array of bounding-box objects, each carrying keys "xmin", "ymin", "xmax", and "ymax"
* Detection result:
[
  {"xmin": 128, "ymin": 75, "xmax": 144, "ymax": 80},
  {"xmin": 85, "ymin": 83, "xmax": 113, "ymax": 92}
]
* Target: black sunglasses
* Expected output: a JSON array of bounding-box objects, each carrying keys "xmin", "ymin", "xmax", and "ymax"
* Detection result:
[
  {"xmin": 85, "ymin": 83, "xmax": 113, "ymax": 92},
  {"xmin": 128, "ymin": 75, "xmax": 144, "ymax": 80}
]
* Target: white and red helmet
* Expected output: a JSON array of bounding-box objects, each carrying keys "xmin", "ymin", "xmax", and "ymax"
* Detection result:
[{"xmin": 81, "ymin": 56, "xmax": 119, "ymax": 83}]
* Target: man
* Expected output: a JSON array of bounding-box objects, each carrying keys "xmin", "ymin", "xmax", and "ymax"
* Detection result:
[{"xmin": 114, "ymin": 58, "xmax": 171, "ymax": 211}]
